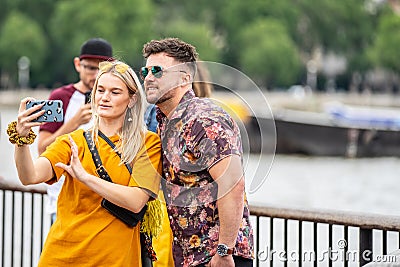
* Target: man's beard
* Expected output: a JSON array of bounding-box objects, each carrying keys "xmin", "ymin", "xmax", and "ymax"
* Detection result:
[
  {"xmin": 83, "ymin": 79, "xmax": 95, "ymax": 91},
  {"xmin": 155, "ymin": 93, "xmax": 171, "ymax": 104},
  {"xmin": 147, "ymin": 85, "xmax": 177, "ymax": 105}
]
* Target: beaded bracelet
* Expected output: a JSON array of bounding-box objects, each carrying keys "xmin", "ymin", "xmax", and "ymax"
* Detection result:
[{"xmin": 6, "ymin": 121, "xmax": 37, "ymax": 147}]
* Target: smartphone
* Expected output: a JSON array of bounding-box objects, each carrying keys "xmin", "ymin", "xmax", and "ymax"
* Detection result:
[
  {"xmin": 84, "ymin": 91, "xmax": 91, "ymax": 104},
  {"xmin": 26, "ymin": 100, "xmax": 64, "ymax": 122}
]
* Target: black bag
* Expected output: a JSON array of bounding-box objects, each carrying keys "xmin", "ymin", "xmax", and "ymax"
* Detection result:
[
  {"xmin": 101, "ymin": 198, "xmax": 147, "ymax": 227},
  {"xmin": 84, "ymin": 131, "xmax": 147, "ymax": 227}
]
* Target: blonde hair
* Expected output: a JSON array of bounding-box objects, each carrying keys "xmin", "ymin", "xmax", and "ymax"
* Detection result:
[{"xmin": 91, "ymin": 60, "xmax": 146, "ymax": 165}]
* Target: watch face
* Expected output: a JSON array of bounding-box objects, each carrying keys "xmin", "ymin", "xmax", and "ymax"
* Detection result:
[{"xmin": 217, "ymin": 244, "xmax": 228, "ymax": 256}]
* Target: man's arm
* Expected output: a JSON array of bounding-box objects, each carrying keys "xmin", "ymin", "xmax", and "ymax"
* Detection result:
[
  {"xmin": 209, "ymin": 155, "xmax": 245, "ymax": 266},
  {"xmin": 38, "ymin": 103, "xmax": 92, "ymax": 154}
]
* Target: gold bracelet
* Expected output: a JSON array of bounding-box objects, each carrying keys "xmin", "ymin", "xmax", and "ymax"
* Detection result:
[{"xmin": 7, "ymin": 121, "xmax": 37, "ymax": 147}]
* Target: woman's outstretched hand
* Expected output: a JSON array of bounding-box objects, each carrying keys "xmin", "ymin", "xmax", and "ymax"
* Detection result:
[{"xmin": 55, "ymin": 135, "xmax": 89, "ymax": 182}]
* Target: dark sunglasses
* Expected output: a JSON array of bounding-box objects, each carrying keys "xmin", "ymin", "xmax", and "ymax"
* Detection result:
[{"xmin": 140, "ymin": 65, "xmax": 186, "ymax": 80}]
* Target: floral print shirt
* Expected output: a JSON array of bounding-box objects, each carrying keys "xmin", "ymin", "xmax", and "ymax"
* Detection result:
[{"xmin": 157, "ymin": 90, "xmax": 254, "ymax": 266}]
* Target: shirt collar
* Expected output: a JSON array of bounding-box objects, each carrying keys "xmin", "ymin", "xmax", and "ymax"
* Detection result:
[{"xmin": 156, "ymin": 89, "xmax": 195, "ymax": 123}]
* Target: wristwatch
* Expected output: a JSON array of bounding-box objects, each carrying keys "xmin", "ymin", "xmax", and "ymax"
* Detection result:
[{"xmin": 216, "ymin": 244, "xmax": 234, "ymax": 257}]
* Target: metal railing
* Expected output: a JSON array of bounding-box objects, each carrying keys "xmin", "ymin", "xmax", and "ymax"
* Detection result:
[
  {"xmin": 250, "ymin": 205, "xmax": 400, "ymax": 266},
  {"xmin": 1, "ymin": 177, "xmax": 400, "ymax": 266},
  {"xmin": 0, "ymin": 177, "xmax": 50, "ymax": 267}
]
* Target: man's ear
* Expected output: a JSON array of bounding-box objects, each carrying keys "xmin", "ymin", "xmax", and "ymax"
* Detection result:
[
  {"xmin": 182, "ymin": 73, "xmax": 191, "ymax": 85},
  {"xmin": 128, "ymin": 94, "xmax": 137, "ymax": 108},
  {"xmin": 73, "ymin": 57, "xmax": 81, "ymax": 72}
]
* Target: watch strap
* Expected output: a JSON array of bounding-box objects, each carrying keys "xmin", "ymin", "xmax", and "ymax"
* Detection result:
[{"xmin": 226, "ymin": 247, "xmax": 234, "ymax": 255}]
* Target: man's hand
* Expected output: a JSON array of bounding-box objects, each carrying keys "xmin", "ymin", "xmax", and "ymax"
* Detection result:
[
  {"xmin": 208, "ymin": 254, "xmax": 235, "ymax": 267},
  {"xmin": 71, "ymin": 103, "xmax": 92, "ymax": 126}
]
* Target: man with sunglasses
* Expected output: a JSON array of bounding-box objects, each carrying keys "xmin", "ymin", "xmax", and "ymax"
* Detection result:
[
  {"xmin": 38, "ymin": 38, "xmax": 113, "ymax": 223},
  {"xmin": 142, "ymin": 38, "xmax": 254, "ymax": 267}
]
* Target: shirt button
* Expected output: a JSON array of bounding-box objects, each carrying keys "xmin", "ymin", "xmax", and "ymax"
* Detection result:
[
  {"xmin": 174, "ymin": 237, "xmax": 178, "ymax": 241},
  {"xmin": 169, "ymin": 216, "xmax": 173, "ymax": 220},
  {"xmin": 168, "ymin": 194, "xmax": 171, "ymax": 197}
]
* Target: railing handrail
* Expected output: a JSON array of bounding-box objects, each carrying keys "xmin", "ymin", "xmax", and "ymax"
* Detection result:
[
  {"xmin": 0, "ymin": 176, "xmax": 47, "ymax": 194},
  {"xmin": 250, "ymin": 204, "xmax": 400, "ymax": 232},
  {"xmin": 1, "ymin": 176, "xmax": 400, "ymax": 232}
]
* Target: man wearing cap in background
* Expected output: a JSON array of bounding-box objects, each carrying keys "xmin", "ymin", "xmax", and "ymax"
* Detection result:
[{"xmin": 37, "ymin": 37, "xmax": 113, "ymax": 223}]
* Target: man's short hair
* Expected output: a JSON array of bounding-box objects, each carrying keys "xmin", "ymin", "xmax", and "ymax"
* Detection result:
[{"xmin": 142, "ymin": 38, "xmax": 198, "ymax": 76}]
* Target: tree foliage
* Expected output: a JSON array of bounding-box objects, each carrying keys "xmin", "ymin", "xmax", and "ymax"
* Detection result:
[
  {"xmin": 238, "ymin": 18, "xmax": 301, "ymax": 88},
  {"xmin": 296, "ymin": 0, "xmax": 374, "ymax": 53},
  {"xmin": 368, "ymin": 10, "xmax": 400, "ymax": 73},
  {"xmin": 0, "ymin": 11, "xmax": 47, "ymax": 85},
  {"xmin": 48, "ymin": 0, "xmax": 154, "ymax": 83},
  {"xmin": 156, "ymin": 19, "xmax": 221, "ymax": 62},
  {"xmin": 218, "ymin": 0, "xmax": 300, "ymax": 64},
  {"xmin": 0, "ymin": 0, "xmax": 397, "ymax": 91}
]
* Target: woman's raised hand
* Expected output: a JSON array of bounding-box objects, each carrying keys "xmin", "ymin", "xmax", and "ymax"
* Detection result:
[
  {"xmin": 55, "ymin": 135, "xmax": 89, "ymax": 182},
  {"xmin": 16, "ymin": 98, "xmax": 45, "ymax": 136}
]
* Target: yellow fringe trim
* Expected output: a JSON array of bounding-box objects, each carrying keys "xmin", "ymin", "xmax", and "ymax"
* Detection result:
[{"xmin": 140, "ymin": 198, "xmax": 163, "ymax": 238}]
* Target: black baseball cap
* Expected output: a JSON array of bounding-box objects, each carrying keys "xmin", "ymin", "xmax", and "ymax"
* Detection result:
[{"xmin": 79, "ymin": 38, "xmax": 113, "ymax": 61}]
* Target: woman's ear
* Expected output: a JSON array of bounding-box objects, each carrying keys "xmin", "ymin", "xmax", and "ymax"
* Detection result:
[{"xmin": 128, "ymin": 94, "xmax": 137, "ymax": 108}]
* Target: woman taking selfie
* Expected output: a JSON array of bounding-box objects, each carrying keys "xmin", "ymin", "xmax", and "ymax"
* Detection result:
[{"xmin": 7, "ymin": 60, "xmax": 162, "ymax": 266}]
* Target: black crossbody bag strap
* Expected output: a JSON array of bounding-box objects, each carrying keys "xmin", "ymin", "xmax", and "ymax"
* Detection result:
[
  {"xmin": 97, "ymin": 131, "xmax": 133, "ymax": 174},
  {"xmin": 83, "ymin": 131, "xmax": 153, "ymax": 266},
  {"xmin": 84, "ymin": 131, "xmax": 132, "ymax": 177},
  {"xmin": 84, "ymin": 131, "xmax": 114, "ymax": 181},
  {"xmin": 83, "ymin": 131, "xmax": 147, "ymax": 226}
]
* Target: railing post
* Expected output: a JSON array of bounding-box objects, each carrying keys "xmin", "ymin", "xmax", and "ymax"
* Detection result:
[
  {"xmin": 359, "ymin": 228, "xmax": 373, "ymax": 266},
  {"xmin": 256, "ymin": 216, "xmax": 259, "ymax": 267}
]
